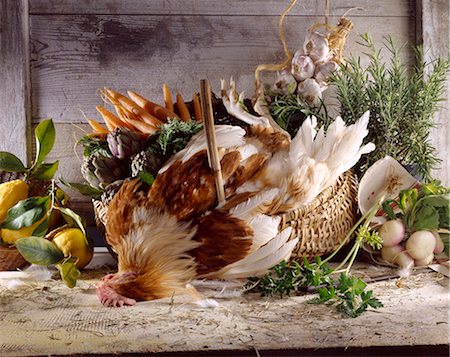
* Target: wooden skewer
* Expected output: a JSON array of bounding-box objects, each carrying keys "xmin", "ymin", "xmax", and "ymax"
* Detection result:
[{"xmin": 199, "ymin": 79, "xmax": 226, "ymax": 204}]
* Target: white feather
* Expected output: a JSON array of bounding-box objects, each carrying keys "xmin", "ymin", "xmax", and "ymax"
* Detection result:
[
  {"xmin": 238, "ymin": 144, "xmax": 259, "ymax": 161},
  {"xmin": 214, "ymin": 228, "xmax": 291, "ymax": 278},
  {"xmin": 248, "ymin": 214, "xmax": 281, "ymax": 249},
  {"xmin": 230, "ymin": 188, "xmax": 279, "ymax": 220},
  {"xmin": 219, "ymin": 238, "xmax": 299, "ymax": 279}
]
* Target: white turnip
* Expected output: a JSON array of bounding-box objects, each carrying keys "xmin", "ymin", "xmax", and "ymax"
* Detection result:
[
  {"xmin": 405, "ymin": 231, "xmax": 436, "ymax": 260},
  {"xmin": 381, "ymin": 244, "xmax": 414, "ymax": 270},
  {"xmin": 415, "ymin": 253, "xmax": 434, "ymax": 266},
  {"xmin": 432, "ymin": 231, "xmax": 444, "ymax": 254},
  {"xmin": 378, "ymin": 219, "xmax": 405, "ymax": 247}
]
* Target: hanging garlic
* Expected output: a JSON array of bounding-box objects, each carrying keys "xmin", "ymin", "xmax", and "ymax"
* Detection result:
[
  {"xmin": 272, "ymin": 70, "xmax": 298, "ymax": 95},
  {"xmin": 297, "ymin": 78, "xmax": 322, "ymax": 106},
  {"xmin": 315, "ymin": 60, "xmax": 339, "ymax": 87},
  {"xmin": 291, "ymin": 50, "xmax": 315, "ymax": 82},
  {"xmin": 303, "ymin": 32, "xmax": 330, "ymax": 63}
]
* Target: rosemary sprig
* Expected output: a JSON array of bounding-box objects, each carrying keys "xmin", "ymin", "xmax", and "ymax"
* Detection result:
[
  {"xmin": 268, "ymin": 94, "xmax": 332, "ymax": 136},
  {"xmin": 332, "ymin": 33, "xmax": 450, "ymax": 181}
]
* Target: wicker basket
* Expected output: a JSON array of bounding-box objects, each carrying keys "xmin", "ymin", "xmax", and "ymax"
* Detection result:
[
  {"xmin": 93, "ymin": 171, "xmax": 358, "ymax": 262},
  {"xmin": 279, "ymin": 170, "xmax": 358, "ymax": 260}
]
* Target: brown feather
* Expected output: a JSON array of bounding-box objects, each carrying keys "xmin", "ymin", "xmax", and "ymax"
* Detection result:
[
  {"xmin": 147, "ymin": 152, "xmax": 217, "ymax": 221},
  {"xmin": 148, "ymin": 150, "xmax": 243, "ymax": 221},
  {"xmin": 247, "ymin": 126, "xmax": 290, "ymax": 153},
  {"xmin": 191, "ymin": 210, "xmax": 254, "ymax": 275},
  {"xmin": 106, "ymin": 179, "xmax": 145, "ymax": 248},
  {"xmin": 225, "ymin": 153, "xmax": 268, "ymax": 196}
]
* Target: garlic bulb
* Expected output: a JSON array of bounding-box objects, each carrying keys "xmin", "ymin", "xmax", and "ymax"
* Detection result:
[
  {"xmin": 297, "ymin": 78, "xmax": 322, "ymax": 106},
  {"xmin": 315, "ymin": 60, "xmax": 339, "ymax": 87},
  {"xmin": 272, "ymin": 70, "xmax": 298, "ymax": 95},
  {"xmin": 291, "ymin": 51, "xmax": 315, "ymax": 81},
  {"xmin": 303, "ymin": 32, "xmax": 330, "ymax": 63}
]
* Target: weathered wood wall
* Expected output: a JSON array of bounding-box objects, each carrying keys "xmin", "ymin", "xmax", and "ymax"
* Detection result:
[{"xmin": 1, "ymin": 0, "xmax": 449, "ymax": 221}]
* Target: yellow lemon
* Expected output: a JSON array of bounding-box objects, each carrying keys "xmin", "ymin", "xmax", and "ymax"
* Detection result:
[
  {"xmin": 52, "ymin": 228, "xmax": 93, "ymax": 269},
  {"xmin": 0, "ymin": 180, "xmax": 29, "ymax": 223},
  {"xmin": 1, "ymin": 215, "xmax": 47, "ymax": 244}
]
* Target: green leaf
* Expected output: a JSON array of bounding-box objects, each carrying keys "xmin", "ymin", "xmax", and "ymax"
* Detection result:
[
  {"xmin": 419, "ymin": 194, "xmax": 450, "ymax": 208},
  {"xmin": 368, "ymin": 298, "xmax": 383, "ymax": 309},
  {"xmin": 1, "ymin": 196, "xmax": 50, "ymax": 230},
  {"xmin": 32, "ymin": 218, "xmax": 49, "ymax": 237},
  {"xmin": 30, "ymin": 161, "xmax": 59, "ymax": 180},
  {"xmin": 57, "ymin": 258, "xmax": 81, "ymax": 288},
  {"xmin": 412, "ymin": 206, "xmax": 440, "ymax": 231},
  {"xmin": 137, "ymin": 171, "xmax": 155, "ymax": 185},
  {"xmin": 34, "ymin": 119, "xmax": 56, "ymax": 165},
  {"xmin": 382, "ymin": 199, "xmax": 397, "ymax": 220},
  {"xmin": 60, "ymin": 178, "xmax": 103, "ymax": 200},
  {"xmin": 58, "ymin": 207, "xmax": 87, "ymax": 238},
  {"xmin": 15, "ymin": 236, "xmax": 63, "ymax": 265},
  {"xmin": 0, "ymin": 152, "xmax": 27, "ymax": 172}
]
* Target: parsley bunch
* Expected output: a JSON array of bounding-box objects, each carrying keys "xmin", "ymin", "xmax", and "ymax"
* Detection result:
[{"xmin": 246, "ymin": 257, "xmax": 383, "ymax": 318}]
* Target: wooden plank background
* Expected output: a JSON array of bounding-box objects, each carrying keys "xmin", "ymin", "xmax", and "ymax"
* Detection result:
[
  {"xmin": 2, "ymin": 0, "xmax": 449, "ymax": 221},
  {"xmin": 0, "ymin": 0, "xmax": 31, "ymax": 163}
]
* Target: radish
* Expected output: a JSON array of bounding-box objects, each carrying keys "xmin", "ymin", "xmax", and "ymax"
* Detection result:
[
  {"xmin": 381, "ymin": 245, "xmax": 414, "ymax": 270},
  {"xmin": 432, "ymin": 231, "xmax": 444, "ymax": 254},
  {"xmin": 381, "ymin": 244, "xmax": 404, "ymax": 263},
  {"xmin": 415, "ymin": 253, "xmax": 434, "ymax": 266},
  {"xmin": 405, "ymin": 231, "xmax": 436, "ymax": 260},
  {"xmin": 378, "ymin": 219, "xmax": 405, "ymax": 247}
]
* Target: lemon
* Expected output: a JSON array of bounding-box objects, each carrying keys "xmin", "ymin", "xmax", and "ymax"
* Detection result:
[
  {"xmin": 52, "ymin": 228, "xmax": 93, "ymax": 269},
  {"xmin": 1, "ymin": 215, "xmax": 47, "ymax": 244},
  {"xmin": 0, "ymin": 180, "xmax": 29, "ymax": 223}
]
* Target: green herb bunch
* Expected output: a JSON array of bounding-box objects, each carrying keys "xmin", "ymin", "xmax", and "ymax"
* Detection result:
[
  {"xmin": 332, "ymin": 34, "xmax": 450, "ymax": 180},
  {"xmin": 149, "ymin": 118, "xmax": 202, "ymax": 159},
  {"xmin": 246, "ymin": 257, "xmax": 383, "ymax": 318},
  {"xmin": 268, "ymin": 94, "xmax": 331, "ymax": 137}
]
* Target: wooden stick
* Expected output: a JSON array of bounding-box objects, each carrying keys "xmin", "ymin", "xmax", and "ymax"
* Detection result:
[{"xmin": 199, "ymin": 79, "xmax": 225, "ymax": 204}]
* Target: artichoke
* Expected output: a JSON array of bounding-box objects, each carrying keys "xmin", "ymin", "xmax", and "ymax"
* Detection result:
[
  {"xmin": 107, "ymin": 128, "xmax": 148, "ymax": 160},
  {"xmin": 130, "ymin": 150, "xmax": 162, "ymax": 177},
  {"xmin": 82, "ymin": 154, "xmax": 128, "ymax": 189}
]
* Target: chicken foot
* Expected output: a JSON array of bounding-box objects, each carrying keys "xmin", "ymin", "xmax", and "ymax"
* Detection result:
[
  {"xmin": 221, "ymin": 78, "xmax": 287, "ymax": 135},
  {"xmin": 97, "ymin": 273, "xmax": 137, "ymax": 307}
]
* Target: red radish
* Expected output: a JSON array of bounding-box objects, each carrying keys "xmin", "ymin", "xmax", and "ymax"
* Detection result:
[
  {"xmin": 378, "ymin": 219, "xmax": 405, "ymax": 247},
  {"xmin": 432, "ymin": 231, "xmax": 445, "ymax": 254},
  {"xmin": 406, "ymin": 231, "xmax": 436, "ymax": 260},
  {"xmin": 415, "ymin": 253, "xmax": 434, "ymax": 266}
]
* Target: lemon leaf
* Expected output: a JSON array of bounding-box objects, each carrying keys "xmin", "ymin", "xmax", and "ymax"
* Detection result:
[
  {"xmin": 58, "ymin": 207, "xmax": 87, "ymax": 238},
  {"xmin": 32, "ymin": 218, "xmax": 49, "ymax": 237},
  {"xmin": 34, "ymin": 119, "xmax": 55, "ymax": 166},
  {"xmin": 15, "ymin": 236, "xmax": 63, "ymax": 265},
  {"xmin": 57, "ymin": 259, "xmax": 81, "ymax": 288},
  {"xmin": 1, "ymin": 196, "xmax": 50, "ymax": 230},
  {"xmin": 30, "ymin": 161, "xmax": 59, "ymax": 180},
  {"xmin": 0, "ymin": 152, "xmax": 27, "ymax": 172}
]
